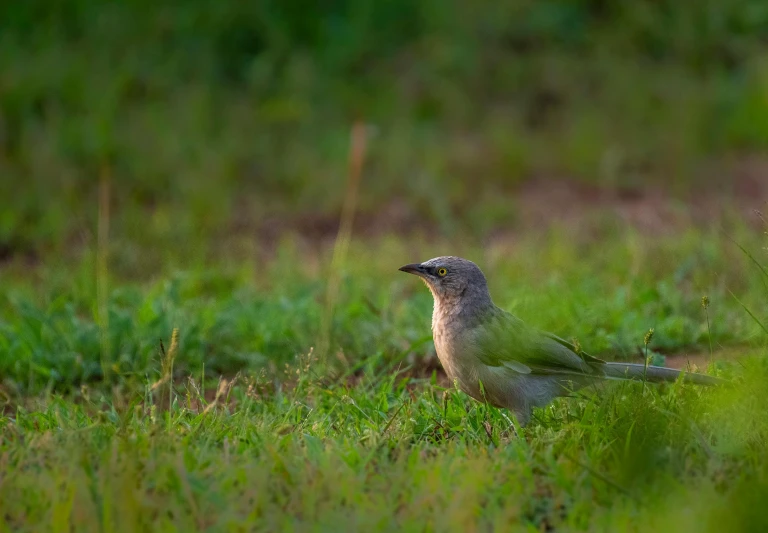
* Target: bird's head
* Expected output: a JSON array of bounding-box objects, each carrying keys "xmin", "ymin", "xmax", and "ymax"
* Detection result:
[{"xmin": 398, "ymin": 256, "xmax": 491, "ymax": 305}]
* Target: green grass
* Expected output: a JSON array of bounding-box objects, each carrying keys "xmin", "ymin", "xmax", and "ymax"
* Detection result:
[
  {"xmin": 1, "ymin": 224, "xmax": 765, "ymax": 394},
  {"xmin": 1, "ymin": 217, "xmax": 768, "ymax": 530},
  {"xmin": 1, "ymin": 348, "xmax": 767, "ymax": 531}
]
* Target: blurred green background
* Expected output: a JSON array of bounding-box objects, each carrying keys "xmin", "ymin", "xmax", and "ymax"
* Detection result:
[{"xmin": 3, "ymin": 0, "xmax": 768, "ymax": 263}]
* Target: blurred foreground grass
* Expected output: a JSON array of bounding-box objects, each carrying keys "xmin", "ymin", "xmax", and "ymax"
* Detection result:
[{"xmin": 1, "ymin": 340, "xmax": 767, "ymax": 531}]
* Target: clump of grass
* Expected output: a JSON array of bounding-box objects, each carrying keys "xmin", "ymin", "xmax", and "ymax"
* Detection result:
[
  {"xmin": 643, "ymin": 327, "xmax": 654, "ymax": 387},
  {"xmin": 725, "ymin": 226, "xmax": 768, "ymax": 337},
  {"xmin": 151, "ymin": 327, "xmax": 179, "ymax": 422}
]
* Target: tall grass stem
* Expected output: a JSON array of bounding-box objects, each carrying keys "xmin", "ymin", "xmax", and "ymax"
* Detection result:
[
  {"xmin": 319, "ymin": 121, "xmax": 368, "ymax": 358},
  {"xmin": 97, "ymin": 167, "xmax": 111, "ymax": 382}
]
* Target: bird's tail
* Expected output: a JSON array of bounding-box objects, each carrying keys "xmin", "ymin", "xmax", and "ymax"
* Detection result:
[{"xmin": 602, "ymin": 362, "xmax": 724, "ymax": 386}]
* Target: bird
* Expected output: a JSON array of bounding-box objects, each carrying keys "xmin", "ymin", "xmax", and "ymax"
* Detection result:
[{"xmin": 399, "ymin": 256, "xmax": 722, "ymax": 425}]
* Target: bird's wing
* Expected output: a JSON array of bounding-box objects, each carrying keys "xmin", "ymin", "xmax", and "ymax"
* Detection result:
[
  {"xmin": 543, "ymin": 332, "xmax": 607, "ymax": 365},
  {"xmin": 471, "ymin": 309, "xmax": 603, "ymax": 376}
]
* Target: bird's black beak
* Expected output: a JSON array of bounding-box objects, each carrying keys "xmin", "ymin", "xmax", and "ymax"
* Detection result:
[{"xmin": 399, "ymin": 263, "xmax": 426, "ymax": 276}]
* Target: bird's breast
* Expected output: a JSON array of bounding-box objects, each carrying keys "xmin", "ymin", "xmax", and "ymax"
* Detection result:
[
  {"xmin": 432, "ymin": 317, "xmax": 481, "ymax": 390},
  {"xmin": 432, "ymin": 317, "xmax": 459, "ymax": 378}
]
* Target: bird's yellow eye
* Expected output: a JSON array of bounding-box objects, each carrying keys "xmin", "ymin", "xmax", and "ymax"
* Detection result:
[{"xmin": 437, "ymin": 267, "xmax": 448, "ymax": 277}]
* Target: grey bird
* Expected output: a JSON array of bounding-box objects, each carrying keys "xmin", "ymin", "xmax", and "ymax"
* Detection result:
[{"xmin": 399, "ymin": 256, "xmax": 721, "ymax": 425}]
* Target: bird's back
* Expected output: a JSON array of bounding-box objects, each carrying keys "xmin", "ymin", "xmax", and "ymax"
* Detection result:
[{"xmin": 467, "ymin": 307, "xmax": 601, "ymax": 375}]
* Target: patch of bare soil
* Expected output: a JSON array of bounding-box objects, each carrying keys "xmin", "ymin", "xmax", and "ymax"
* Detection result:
[
  {"xmin": 517, "ymin": 165, "xmax": 768, "ymax": 234},
  {"xmin": 243, "ymin": 163, "xmax": 768, "ymax": 252},
  {"xmin": 664, "ymin": 346, "xmax": 745, "ymax": 371},
  {"xmin": 664, "ymin": 352, "xmax": 712, "ymax": 371}
]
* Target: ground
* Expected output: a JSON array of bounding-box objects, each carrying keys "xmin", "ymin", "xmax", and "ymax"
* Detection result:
[{"xmin": 1, "ymin": 174, "xmax": 767, "ymax": 531}]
